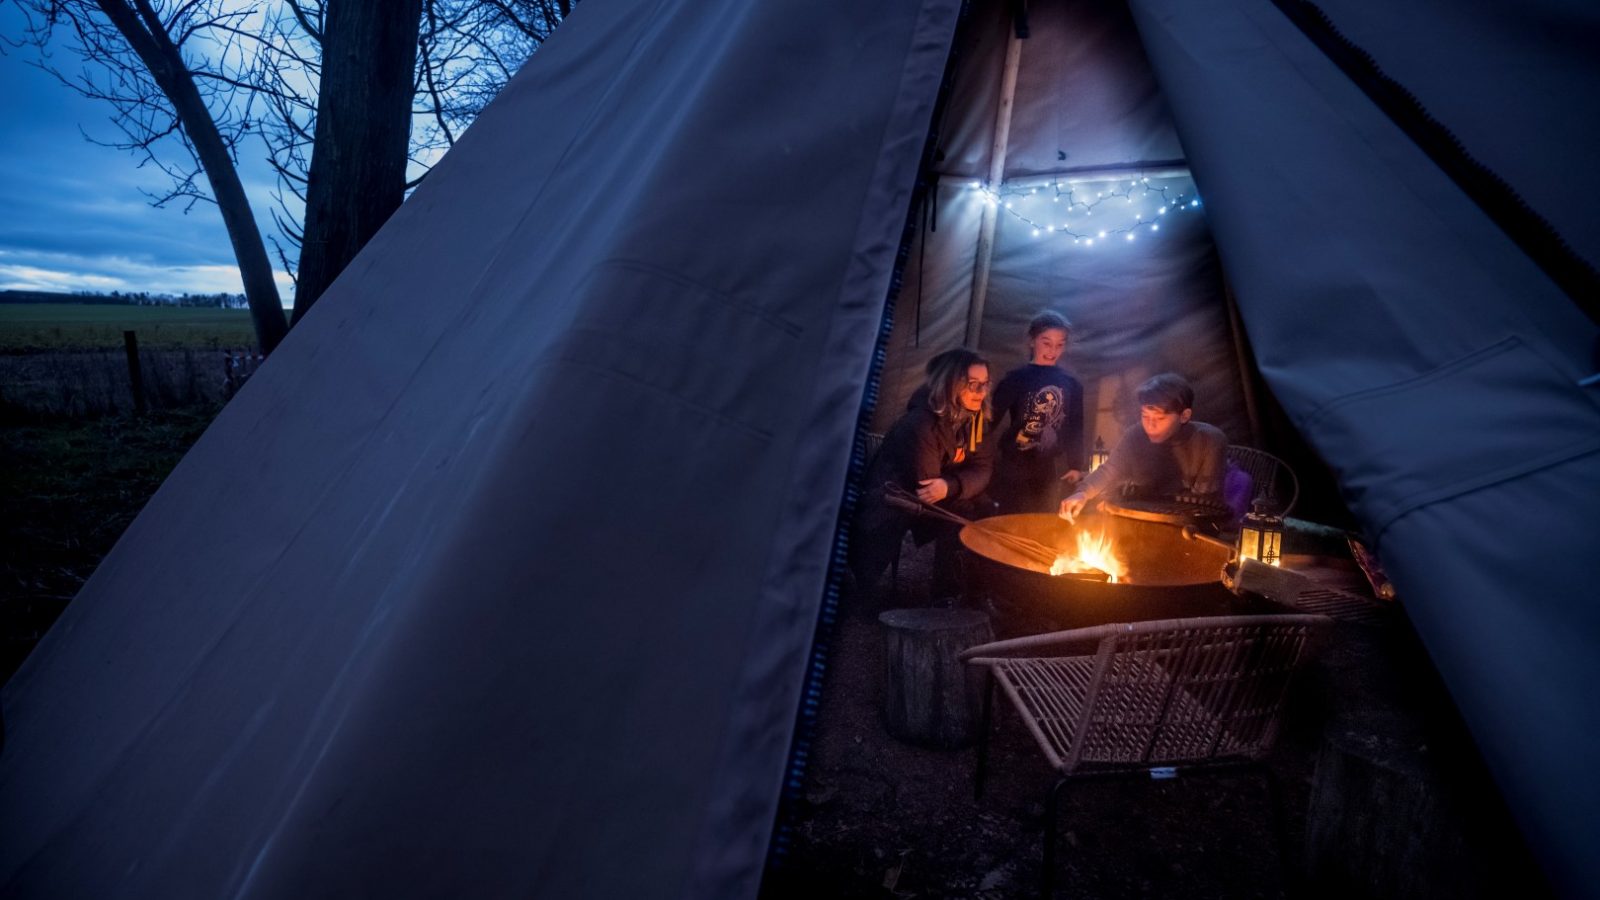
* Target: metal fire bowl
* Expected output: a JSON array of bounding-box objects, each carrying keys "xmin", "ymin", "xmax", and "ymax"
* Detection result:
[{"xmin": 960, "ymin": 512, "xmax": 1259, "ymax": 632}]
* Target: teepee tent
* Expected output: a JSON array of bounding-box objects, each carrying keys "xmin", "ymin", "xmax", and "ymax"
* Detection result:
[
  {"xmin": 3, "ymin": 0, "xmax": 1596, "ymax": 896},
  {"xmin": 872, "ymin": 0, "xmax": 1257, "ymax": 456}
]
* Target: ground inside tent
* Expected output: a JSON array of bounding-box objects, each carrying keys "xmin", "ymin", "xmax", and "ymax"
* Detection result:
[{"xmin": 760, "ymin": 529, "xmax": 1546, "ymax": 899}]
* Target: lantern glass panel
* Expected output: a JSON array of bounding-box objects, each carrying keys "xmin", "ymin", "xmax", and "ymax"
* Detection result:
[
  {"xmin": 1238, "ymin": 503, "xmax": 1284, "ymax": 567},
  {"xmin": 1238, "ymin": 523, "xmax": 1263, "ymax": 562},
  {"xmin": 1261, "ymin": 529, "xmax": 1282, "ymax": 567},
  {"xmin": 1089, "ymin": 436, "xmax": 1110, "ymax": 472}
]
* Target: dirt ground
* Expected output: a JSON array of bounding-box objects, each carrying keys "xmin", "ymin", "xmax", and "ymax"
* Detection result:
[{"xmin": 760, "ymin": 534, "xmax": 1549, "ymax": 899}]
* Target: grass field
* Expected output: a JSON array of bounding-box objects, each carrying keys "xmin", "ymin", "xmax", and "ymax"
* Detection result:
[
  {"xmin": 1, "ymin": 409, "xmax": 214, "ymax": 682},
  {"xmin": 0, "ymin": 304, "xmax": 250, "ymax": 679},
  {"xmin": 0, "ymin": 304, "xmax": 258, "ymax": 352}
]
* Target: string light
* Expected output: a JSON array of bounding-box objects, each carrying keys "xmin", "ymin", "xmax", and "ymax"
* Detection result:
[{"xmin": 967, "ymin": 176, "xmax": 1202, "ymax": 247}]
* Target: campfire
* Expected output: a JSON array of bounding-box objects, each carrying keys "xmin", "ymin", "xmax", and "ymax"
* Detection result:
[
  {"xmin": 1049, "ymin": 528, "xmax": 1127, "ymax": 583},
  {"xmin": 958, "ymin": 513, "xmax": 1240, "ymax": 631}
]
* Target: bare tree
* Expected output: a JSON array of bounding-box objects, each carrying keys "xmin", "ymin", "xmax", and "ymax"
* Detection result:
[
  {"xmin": 255, "ymin": 0, "xmax": 577, "ymax": 321},
  {"xmin": 12, "ymin": 0, "xmax": 291, "ymax": 354},
  {"xmin": 11, "ymin": 0, "xmax": 580, "ymax": 342}
]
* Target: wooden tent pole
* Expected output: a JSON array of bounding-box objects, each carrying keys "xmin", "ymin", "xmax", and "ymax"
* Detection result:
[{"xmin": 964, "ymin": 22, "xmax": 1025, "ymax": 349}]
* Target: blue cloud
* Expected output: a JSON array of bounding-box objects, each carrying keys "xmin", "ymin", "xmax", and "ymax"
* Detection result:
[{"xmin": 0, "ymin": 5, "xmax": 293, "ymax": 296}]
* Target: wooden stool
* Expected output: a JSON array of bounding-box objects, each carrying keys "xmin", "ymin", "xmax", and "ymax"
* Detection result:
[{"xmin": 878, "ymin": 608, "xmax": 994, "ymax": 749}]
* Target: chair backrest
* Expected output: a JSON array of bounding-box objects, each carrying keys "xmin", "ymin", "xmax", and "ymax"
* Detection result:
[
  {"xmin": 966, "ymin": 614, "xmax": 1329, "ymax": 773},
  {"xmin": 1073, "ymin": 615, "xmax": 1324, "ymax": 769},
  {"xmin": 1226, "ymin": 445, "xmax": 1299, "ymax": 518}
]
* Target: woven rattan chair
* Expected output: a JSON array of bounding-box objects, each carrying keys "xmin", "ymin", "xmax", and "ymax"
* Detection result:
[
  {"xmin": 1226, "ymin": 445, "xmax": 1299, "ymax": 518},
  {"xmin": 963, "ymin": 614, "xmax": 1331, "ymax": 896}
]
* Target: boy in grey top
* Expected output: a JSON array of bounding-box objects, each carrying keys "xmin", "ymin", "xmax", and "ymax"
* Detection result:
[{"xmin": 1060, "ymin": 373, "xmax": 1227, "ymax": 522}]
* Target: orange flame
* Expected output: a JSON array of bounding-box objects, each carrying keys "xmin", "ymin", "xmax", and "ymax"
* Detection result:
[{"xmin": 1050, "ymin": 528, "xmax": 1127, "ymax": 583}]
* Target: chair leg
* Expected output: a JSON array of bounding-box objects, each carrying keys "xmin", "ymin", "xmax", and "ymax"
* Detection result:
[
  {"xmin": 974, "ymin": 672, "xmax": 994, "ymax": 801},
  {"xmin": 1042, "ymin": 778, "xmax": 1070, "ymax": 898}
]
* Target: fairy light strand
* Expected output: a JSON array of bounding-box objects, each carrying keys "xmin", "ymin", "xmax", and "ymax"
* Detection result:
[{"xmin": 967, "ymin": 176, "xmax": 1202, "ymax": 246}]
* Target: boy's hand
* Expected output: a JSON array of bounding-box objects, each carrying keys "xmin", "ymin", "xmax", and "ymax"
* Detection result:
[
  {"xmin": 1059, "ymin": 469, "xmax": 1082, "ymax": 485},
  {"xmin": 916, "ymin": 478, "xmax": 950, "ymax": 504},
  {"xmin": 1059, "ymin": 492, "xmax": 1088, "ymax": 523}
]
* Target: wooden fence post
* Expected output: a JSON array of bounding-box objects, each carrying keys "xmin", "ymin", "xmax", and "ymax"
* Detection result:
[{"xmin": 123, "ymin": 330, "xmax": 147, "ymax": 415}]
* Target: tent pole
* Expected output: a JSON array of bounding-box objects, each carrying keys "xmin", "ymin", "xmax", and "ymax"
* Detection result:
[{"xmin": 964, "ymin": 22, "xmax": 1025, "ymax": 349}]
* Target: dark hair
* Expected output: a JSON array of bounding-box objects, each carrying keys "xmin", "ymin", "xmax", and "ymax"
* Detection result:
[
  {"xmin": 1136, "ymin": 372, "xmax": 1194, "ymax": 414},
  {"xmin": 923, "ymin": 348, "xmax": 991, "ymax": 423},
  {"xmin": 1027, "ymin": 310, "xmax": 1072, "ymax": 339}
]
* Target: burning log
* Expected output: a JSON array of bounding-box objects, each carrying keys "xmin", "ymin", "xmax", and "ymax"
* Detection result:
[{"xmin": 1048, "ymin": 528, "xmax": 1126, "ymax": 582}]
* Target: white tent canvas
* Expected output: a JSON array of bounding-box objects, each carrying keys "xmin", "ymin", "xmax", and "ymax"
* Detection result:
[{"xmin": 3, "ymin": 0, "xmax": 1596, "ymax": 895}]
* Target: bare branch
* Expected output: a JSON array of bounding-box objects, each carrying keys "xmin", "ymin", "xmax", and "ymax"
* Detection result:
[
  {"xmin": 191, "ymin": 68, "xmax": 298, "ymax": 102},
  {"xmin": 477, "ymin": 0, "xmax": 545, "ymax": 43},
  {"xmin": 418, "ymin": 0, "xmax": 456, "ymax": 147},
  {"xmin": 269, "ymin": 232, "xmax": 299, "ymax": 284},
  {"xmin": 285, "ymin": 0, "xmax": 322, "ymax": 43}
]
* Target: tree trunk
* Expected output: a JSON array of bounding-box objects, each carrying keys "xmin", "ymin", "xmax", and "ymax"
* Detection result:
[
  {"xmin": 292, "ymin": 0, "xmax": 424, "ymax": 324},
  {"xmin": 97, "ymin": 0, "xmax": 290, "ymax": 355},
  {"xmin": 879, "ymin": 608, "xmax": 994, "ymax": 749}
]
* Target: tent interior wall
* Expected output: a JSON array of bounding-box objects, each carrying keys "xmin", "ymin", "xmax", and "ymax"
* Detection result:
[{"xmin": 880, "ymin": 0, "xmax": 1265, "ymax": 488}]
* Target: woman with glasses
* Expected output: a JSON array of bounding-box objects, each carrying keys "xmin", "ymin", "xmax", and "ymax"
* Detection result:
[{"xmin": 850, "ymin": 347, "xmax": 995, "ymax": 607}]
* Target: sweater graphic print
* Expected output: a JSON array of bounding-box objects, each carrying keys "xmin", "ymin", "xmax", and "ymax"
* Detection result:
[{"xmin": 1014, "ymin": 384, "xmax": 1065, "ymax": 453}]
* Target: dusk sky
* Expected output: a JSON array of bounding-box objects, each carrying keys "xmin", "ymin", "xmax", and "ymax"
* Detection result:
[{"xmin": 0, "ymin": 3, "xmax": 295, "ymax": 300}]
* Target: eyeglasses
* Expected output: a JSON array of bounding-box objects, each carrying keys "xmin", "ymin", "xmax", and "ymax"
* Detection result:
[{"xmin": 963, "ymin": 379, "xmax": 991, "ymax": 394}]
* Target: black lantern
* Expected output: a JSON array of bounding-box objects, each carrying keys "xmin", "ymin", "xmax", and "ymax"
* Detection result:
[
  {"xmin": 1237, "ymin": 494, "xmax": 1284, "ymax": 567},
  {"xmin": 1089, "ymin": 435, "xmax": 1110, "ymax": 471}
]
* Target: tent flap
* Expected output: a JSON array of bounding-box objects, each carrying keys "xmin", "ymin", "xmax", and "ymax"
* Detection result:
[
  {"xmin": 0, "ymin": 0, "xmax": 962, "ymax": 896},
  {"xmin": 1130, "ymin": 0, "xmax": 1600, "ymax": 890}
]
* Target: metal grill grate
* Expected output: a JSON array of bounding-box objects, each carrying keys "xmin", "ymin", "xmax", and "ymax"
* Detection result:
[{"xmin": 1291, "ymin": 587, "xmax": 1391, "ymax": 626}]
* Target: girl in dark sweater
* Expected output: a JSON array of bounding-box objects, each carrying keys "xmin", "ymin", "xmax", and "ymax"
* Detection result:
[
  {"xmin": 851, "ymin": 348, "xmax": 995, "ymax": 605},
  {"xmin": 990, "ymin": 311, "xmax": 1085, "ymax": 514}
]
